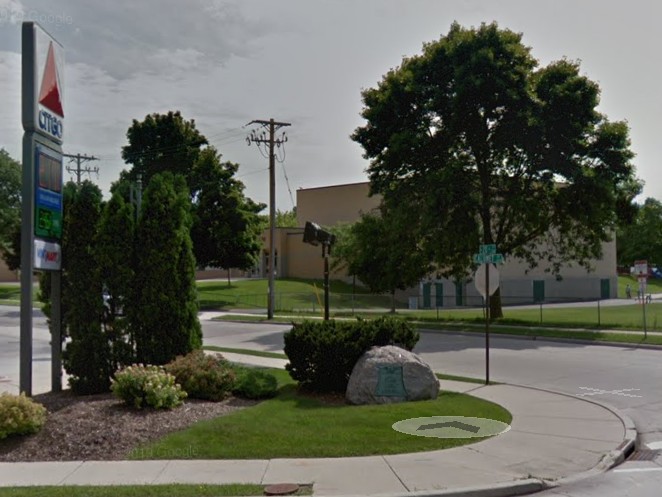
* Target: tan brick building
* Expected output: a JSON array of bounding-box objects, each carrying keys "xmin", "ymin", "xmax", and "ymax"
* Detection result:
[
  {"xmin": 0, "ymin": 261, "xmax": 17, "ymax": 282},
  {"xmin": 258, "ymin": 181, "xmax": 618, "ymax": 306}
]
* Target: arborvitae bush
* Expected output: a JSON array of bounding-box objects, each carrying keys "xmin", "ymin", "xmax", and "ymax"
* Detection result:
[
  {"xmin": 165, "ymin": 350, "xmax": 235, "ymax": 401},
  {"xmin": 132, "ymin": 173, "xmax": 202, "ymax": 365},
  {"xmin": 60, "ymin": 181, "xmax": 112, "ymax": 394},
  {"xmin": 96, "ymin": 192, "xmax": 136, "ymax": 371},
  {"xmin": 284, "ymin": 316, "xmax": 419, "ymax": 393},
  {"xmin": 0, "ymin": 393, "xmax": 47, "ymax": 439}
]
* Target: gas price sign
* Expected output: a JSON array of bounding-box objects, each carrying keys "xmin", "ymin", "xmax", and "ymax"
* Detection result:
[{"xmin": 34, "ymin": 144, "xmax": 63, "ymax": 240}]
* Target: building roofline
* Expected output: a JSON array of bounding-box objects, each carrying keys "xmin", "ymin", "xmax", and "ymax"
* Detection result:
[{"xmin": 297, "ymin": 181, "xmax": 370, "ymax": 193}]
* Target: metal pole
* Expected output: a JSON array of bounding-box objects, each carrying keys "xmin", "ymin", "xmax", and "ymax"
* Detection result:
[
  {"xmin": 324, "ymin": 244, "xmax": 330, "ymax": 320},
  {"xmin": 268, "ymin": 119, "xmax": 276, "ymax": 320},
  {"xmin": 20, "ymin": 133, "xmax": 35, "ymax": 396},
  {"xmin": 643, "ymin": 296, "xmax": 647, "ymax": 339},
  {"xmin": 485, "ymin": 263, "xmax": 490, "ymax": 385},
  {"xmin": 51, "ymin": 271, "xmax": 62, "ymax": 392}
]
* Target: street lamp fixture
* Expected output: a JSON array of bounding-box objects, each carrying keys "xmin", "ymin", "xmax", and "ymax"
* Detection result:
[{"xmin": 303, "ymin": 221, "xmax": 336, "ymax": 320}]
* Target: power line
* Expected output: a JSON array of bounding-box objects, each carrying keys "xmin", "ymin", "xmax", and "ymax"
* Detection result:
[
  {"xmin": 281, "ymin": 163, "xmax": 296, "ymax": 209},
  {"xmin": 246, "ymin": 118, "xmax": 291, "ymax": 320},
  {"xmin": 63, "ymin": 153, "xmax": 99, "ymax": 184}
]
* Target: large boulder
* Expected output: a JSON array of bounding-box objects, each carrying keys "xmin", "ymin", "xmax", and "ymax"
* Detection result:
[{"xmin": 346, "ymin": 345, "xmax": 439, "ymax": 405}]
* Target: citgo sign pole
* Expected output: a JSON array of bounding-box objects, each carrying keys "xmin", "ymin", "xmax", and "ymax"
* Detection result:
[{"xmin": 20, "ymin": 22, "xmax": 65, "ymax": 395}]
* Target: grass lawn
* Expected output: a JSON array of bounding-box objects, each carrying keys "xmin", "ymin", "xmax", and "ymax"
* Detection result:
[
  {"xmin": 419, "ymin": 322, "xmax": 662, "ymax": 345},
  {"xmin": 0, "ymin": 484, "xmax": 312, "ymax": 497},
  {"xmin": 404, "ymin": 302, "xmax": 662, "ymax": 330},
  {"xmin": 132, "ymin": 369, "xmax": 510, "ymax": 460},
  {"xmin": 0, "ymin": 283, "xmax": 41, "ymax": 306},
  {"xmin": 618, "ymin": 274, "xmax": 662, "ymax": 298},
  {"xmin": 197, "ymin": 278, "xmax": 395, "ymax": 312}
]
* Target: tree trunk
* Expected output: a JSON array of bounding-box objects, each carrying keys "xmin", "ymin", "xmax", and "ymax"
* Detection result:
[
  {"xmin": 390, "ymin": 290, "xmax": 396, "ymax": 314},
  {"xmin": 490, "ymin": 287, "xmax": 503, "ymax": 320},
  {"xmin": 227, "ymin": 268, "xmax": 231, "ymax": 286}
]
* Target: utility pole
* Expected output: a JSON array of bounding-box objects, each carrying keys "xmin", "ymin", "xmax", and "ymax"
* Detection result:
[
  {"xmin": 63, "ymin": 153, "xmax": 99, "ymax": 184},
  {"xmin": 246, "ymin": 119, "xmax": 291, "ymax": 319}
]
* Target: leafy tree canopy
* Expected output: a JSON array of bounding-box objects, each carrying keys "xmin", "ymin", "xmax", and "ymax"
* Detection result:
[
  {"xmin": 119, "ymin": 111, "xmax": 265, "ymax": 273},
  {"xmin": 190, "ymin": 147, "xmax": 265, "ymax": 270},
  {"xmin": 352, "ymin": 22, "xmax": 641, "ymax": 313},
  {"xmin": 617, "ymin": 198, "xmax": 662, "ymax": 267},
  {"xmin": 0, "ymin": 149, "xmax": 21, "ymax": 267},
  {"xmin": 276, "ymin": 208, "xmax": 298, "ymax": 228},
  {"xmin": 331, "ymin": 207, "xmax": 430, "ymax": 311},
  {"xmin": 121, "ymin": 111, "xmax": 207, "ymax": 191}
]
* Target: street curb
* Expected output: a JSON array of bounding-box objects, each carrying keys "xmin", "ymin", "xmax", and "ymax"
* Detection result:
[
  {"xmin": 500, "ymin": 382, "xmax": 638, "ymax": 487},
  {"xmin": 417, "ymin": 327, "xmax": 662, "ymax": 352},
  {"xmin": 321, "ymin": 478, "xmax": 552, "ymax": 497}
]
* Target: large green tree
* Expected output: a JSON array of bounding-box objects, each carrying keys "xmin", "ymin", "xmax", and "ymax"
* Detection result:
[
  {"xmin": 0, "ymin": 149, "xmax": 21, "ymax": 270},
  {"xmin": 121, "ymin": 111, "xmax": 207, "ymax": 188},
  {"xmin": 331, "ymin": 207, "xmax": 430, "ymax": 312},
  {"xmin": 617, "ymin": 198, "xmax": 662, "ymax": 267},
  {"xmin": 352, "ymin": 22, "xmax": 639, "ymax": 317},
  {"xmin": 120, "ymin": 112, "xmax": 264, "ymax": 275},
  {"xmin": 190, "ymin": 147, "xmax": 265, "ymax": 276},
  {"xmin": 132, "ymin": 172, "xmax": 201, "ymax": 365}
]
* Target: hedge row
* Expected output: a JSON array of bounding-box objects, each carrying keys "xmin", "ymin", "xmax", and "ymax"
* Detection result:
[{"xmin": 284, "ymin": 316, "xmax": 419, "ymax": 393}]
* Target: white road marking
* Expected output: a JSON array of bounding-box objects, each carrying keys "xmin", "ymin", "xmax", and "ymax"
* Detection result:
[
  {"xmin": 576, "ymin": 387, "xmax": 642, "ymax": 398},
  {"xmin": 646, "ymin": 441, "xmax": 662, "ymax": 450}
]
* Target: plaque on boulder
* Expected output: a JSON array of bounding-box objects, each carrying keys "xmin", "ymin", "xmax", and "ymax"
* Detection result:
[
  {"xmin": 346, "ymin": 345, "xmax": 439, "ymax": 405},
  {"xmin": 376, "ymin": 364, "xmax": 406, "ymax": 397}
]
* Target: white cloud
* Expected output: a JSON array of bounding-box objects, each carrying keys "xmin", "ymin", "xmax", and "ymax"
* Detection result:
[{"xmin": 1, "ymin": 0, "xmax": 661, "ymax": 210}]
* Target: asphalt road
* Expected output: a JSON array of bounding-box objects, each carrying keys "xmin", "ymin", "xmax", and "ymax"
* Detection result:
[
  {"xmin": 2, "ymin": 309, "xmax": 661, "ymax": 496},
  {"xmin": 0, "ymin": 305, "xmax": 51, "ymax": 392}
]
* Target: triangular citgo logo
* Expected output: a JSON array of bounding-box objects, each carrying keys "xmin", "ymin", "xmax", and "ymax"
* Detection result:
[{"xmin": 38, "ymin": 42, "xmax": 64, "ymax": 117}]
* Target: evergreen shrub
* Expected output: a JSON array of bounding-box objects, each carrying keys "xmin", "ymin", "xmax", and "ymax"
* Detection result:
[
  {"xmin": 111, "ymin": 365, "xmax": 187, "ymax": 409},
  {"xmin": 232, "ymin": 367, "xmax": 279, "ymax": 399},
  {"xmin": 284, "ymin": 316, "xmax": 419, "ymax": 393},
  {"xmin": 0, "ymin": 393, "xmax": 47, "ymax": 439},
  {"xmin": 165, "ymin": 350, "xmax": 235, "ymax": 401}
]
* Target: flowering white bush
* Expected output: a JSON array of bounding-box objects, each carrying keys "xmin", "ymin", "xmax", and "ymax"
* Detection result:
[{"xmin": 111, "ymin": 364, "xmax": 187, "ymax": 409}]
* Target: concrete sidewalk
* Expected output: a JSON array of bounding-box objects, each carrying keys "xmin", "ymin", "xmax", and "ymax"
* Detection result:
[{"xmin": 0, "ymin": 371, "xmax": 636, "ymax": 497}]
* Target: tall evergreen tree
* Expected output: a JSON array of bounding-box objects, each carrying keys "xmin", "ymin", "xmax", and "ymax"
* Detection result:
[
  {"xmin": 60, "ymin": 181, "xmax": 112, "ymax": 394},
  {"xmin": 96, "ymin": 192, "xmax": 136, "ymax": 370},
  {"xmin": 133, "ymin": 172, "xmax": 201, "ymax": 365}
]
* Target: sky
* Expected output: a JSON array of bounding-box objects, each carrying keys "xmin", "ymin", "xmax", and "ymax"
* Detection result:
[{"xmin": 0, "ymin": 0, "xmax": 660, "ymax": 213}]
